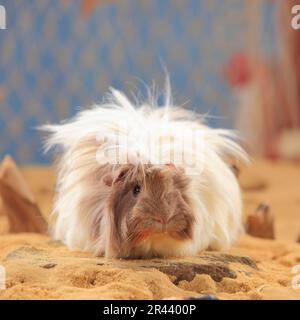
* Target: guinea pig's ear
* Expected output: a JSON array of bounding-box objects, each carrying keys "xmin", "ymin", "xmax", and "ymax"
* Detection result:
[
  {"xmin": 102, "ymin": 166, "xmax": 128, "ymax": 187},
  {"xmin": 165, "ymin": 162, "xmax": 185, "ymax": 173},
  {"xmin": 113, "ymin": 168, "xmax": 127, "ymax": 184},
  {"xmin": 103, "ymin": 174, "xmax": 114, "ymax": 187}
]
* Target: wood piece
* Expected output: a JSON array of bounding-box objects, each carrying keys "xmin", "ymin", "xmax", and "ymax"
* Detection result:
[
  {"xmin": 231, "ymin": 164, "xmax": 240, "ymax": 178},
  {"xmin": 245, "ymin": 203, "xmax": 275, "ymax": 239},
  {"xmin": 0, "ymin": 155, "xmax": 48, "ymax": 233}
]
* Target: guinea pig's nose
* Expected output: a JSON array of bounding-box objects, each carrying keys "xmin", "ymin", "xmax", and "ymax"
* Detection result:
[
  {"xmin": 153, "ymin": 216, "xmax": 167, "ymax": 224},
  {"xmin": 153, "ymin": 217, "xmax": 168, "ymax": 232}
]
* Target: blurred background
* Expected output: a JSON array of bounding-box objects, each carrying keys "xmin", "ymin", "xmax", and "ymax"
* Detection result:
[{"xmin": 0, "ymin": 0, "xmax": 300, "ymax": 164}]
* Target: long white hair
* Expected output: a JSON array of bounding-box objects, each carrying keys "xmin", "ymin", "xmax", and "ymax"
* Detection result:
[{"xmin": 41, "ymin": 81, "xmax": 248, "ymax": 257}]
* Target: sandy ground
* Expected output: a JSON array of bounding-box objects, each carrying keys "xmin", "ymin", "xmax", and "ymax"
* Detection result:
[{"xmin": 0, "ymin": 159, "xmax": 300, "ymax": 300}]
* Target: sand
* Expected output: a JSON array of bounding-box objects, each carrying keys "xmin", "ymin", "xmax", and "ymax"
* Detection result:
[{"xmin": 0, "ymin": 159, "xmax": 300, "ymax": 300}]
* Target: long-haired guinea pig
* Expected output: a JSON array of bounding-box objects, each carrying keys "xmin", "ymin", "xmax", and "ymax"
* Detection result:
[{"xmin": 42, "ymin": 83, "xmax": 248, "ymax": 258}]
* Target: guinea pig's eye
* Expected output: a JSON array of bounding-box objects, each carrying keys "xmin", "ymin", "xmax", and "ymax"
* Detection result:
[{"xmin": 133, "ymin": 184, "xmax": 141, "ymax": 196}]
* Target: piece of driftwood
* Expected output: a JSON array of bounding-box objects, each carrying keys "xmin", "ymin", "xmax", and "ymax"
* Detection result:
[
  {"xmin": 0, "ymin": 155, "xmax": 48, "ymax": 233},
  {"xmin": 245, "ymin": 203, "xmax": 275, "ymax": 239},
  {"xmin": 230, "ymin": 164, "xmax": 240, "ymax": 178}
]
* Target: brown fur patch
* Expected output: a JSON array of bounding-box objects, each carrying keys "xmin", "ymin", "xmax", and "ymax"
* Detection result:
[{"xmin": 106, "ymin": 164, "xmax": 195, "ymax": 257}]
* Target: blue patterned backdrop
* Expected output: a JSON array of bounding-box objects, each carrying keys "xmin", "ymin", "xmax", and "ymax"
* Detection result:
[{"xmin": 0, "ymin": 0, "xmax": 276, "ymax": 164}]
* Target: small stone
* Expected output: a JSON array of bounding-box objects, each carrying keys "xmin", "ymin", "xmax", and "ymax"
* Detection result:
[
  {"xmin": 186, "ymin": 294, "xmax": 219, "ymax": 300},
  {"xmin": 41, "ymin": 263, "xmax": 57, "ymax": 269}
]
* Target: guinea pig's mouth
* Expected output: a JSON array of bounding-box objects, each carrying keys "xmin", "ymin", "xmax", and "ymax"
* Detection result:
[
  {"xmin": 131, "ymin": 228, "xmax": 191, "ymax": 247},
  {"xmin": 131, "ymin": 231, "xmax": 152, "ymax": 246}
]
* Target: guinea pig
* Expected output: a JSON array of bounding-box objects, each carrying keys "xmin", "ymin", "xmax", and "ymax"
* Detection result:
[{"xmin": 42, "ymin": 83, "xmax": 248, "ymax": 258}]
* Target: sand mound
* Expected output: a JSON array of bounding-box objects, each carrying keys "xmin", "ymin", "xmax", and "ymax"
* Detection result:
[{"xmin": 0, "ymin": 233, "xmax": 299, "ymax": 299}]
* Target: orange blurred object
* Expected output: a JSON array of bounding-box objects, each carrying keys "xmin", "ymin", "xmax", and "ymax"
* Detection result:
[{"xmin": 81, "ymin": 0, "xmax": 116, "ymax": 16}]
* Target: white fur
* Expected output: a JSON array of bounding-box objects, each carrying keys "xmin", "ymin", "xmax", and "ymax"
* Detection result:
[{"xmin": 42, "ymin": 83, "xmax": 248, "ymax": 258}]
